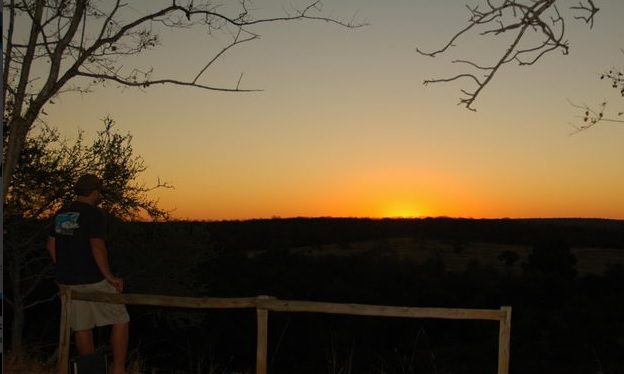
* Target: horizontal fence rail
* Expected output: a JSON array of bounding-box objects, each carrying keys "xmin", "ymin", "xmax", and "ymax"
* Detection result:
[{"xmin": 59, "ymin": 289, "xmax": 511, "ymax": 374}]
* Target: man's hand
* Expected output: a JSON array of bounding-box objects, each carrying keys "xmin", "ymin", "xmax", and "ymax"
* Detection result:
[{"xmin": 107, "ymin": 276, "xmax": 124, "ymax": 293}]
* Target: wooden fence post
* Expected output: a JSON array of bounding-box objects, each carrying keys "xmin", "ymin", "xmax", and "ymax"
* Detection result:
[
  {"xmin": 59, "ymin": 287, "xmax": 72, "ymax": 374},
  {"xmin": 256, "ymin": 296, "xmax": 270, "ymax": 374},
  {"xmin": 497, "ymin": 306, "xmax": 512, "ymax": 374}
]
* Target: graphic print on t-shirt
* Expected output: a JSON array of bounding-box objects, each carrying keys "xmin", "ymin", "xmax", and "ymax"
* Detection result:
[{"xmin": 55, "ymin": 212, "xmax": 80, "ymax": 235}]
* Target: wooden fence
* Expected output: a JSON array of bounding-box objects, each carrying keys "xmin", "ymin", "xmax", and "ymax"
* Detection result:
[{"xmin": 59, "ymin": 289, "xmax": 511, "ymax": 374}]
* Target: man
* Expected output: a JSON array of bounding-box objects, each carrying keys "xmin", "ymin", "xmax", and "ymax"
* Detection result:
[{"xmin": 47, "ymin": 174, "xmax": 129, "ymax": 374}]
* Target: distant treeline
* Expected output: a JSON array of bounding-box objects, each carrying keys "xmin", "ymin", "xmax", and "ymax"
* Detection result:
[{"xmin": 126, "ymin": 217, "xmax": 624, "ymax": 253}]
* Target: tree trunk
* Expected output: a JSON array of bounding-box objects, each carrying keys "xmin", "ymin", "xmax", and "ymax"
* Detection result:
[
  {"xmin": 10, "ymin": 302, "xmax": 25, "ymax": 356},
  {"xmin": 9, "ymin": 255, "xmax": 25, "ymax": 355},
  {"xmin": 3, "ymin": 116, "xmax": 32, "ymax": 201}
]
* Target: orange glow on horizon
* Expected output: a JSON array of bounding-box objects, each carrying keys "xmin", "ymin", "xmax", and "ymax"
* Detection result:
[
  {"xmin": 372, "ymin": 199, "xmax": 429, "ymax": 218},
  {"xmin": 148, "ymin": 159, "xmax": 624, "ymax": 222}
]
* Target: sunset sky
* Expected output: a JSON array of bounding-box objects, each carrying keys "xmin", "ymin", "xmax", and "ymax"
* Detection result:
[{"xmin": 40, "ymin": 0, "xmax": 624, "ymax": 221}]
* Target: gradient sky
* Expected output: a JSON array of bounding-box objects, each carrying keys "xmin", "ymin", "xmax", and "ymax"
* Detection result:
[{"xmin": 40, "ymin": 0, "xmax": 624, "ymax": 221}]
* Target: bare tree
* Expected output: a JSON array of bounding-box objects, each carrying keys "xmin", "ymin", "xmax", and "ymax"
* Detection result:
[
  {"xmin": 2, "ymin": 0, "xmax": 364, "ymax": 200},
  {"xmin": 416, "ymin": 0, "xmax": 600, "ymax": 111}
]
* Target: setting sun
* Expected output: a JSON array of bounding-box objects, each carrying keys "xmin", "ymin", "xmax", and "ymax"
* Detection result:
[{"xmin": 377, "ymin": 200, "xmax": 427, "ymax": 218}]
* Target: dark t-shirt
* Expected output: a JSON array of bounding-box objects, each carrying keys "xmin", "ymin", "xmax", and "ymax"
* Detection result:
[{"xmin": 50, "ymin": 201, "xmax": 107, "ymax": 285}]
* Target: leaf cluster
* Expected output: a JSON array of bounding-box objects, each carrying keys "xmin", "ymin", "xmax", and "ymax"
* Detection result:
[{"xmin": 601, "ymin": 67, "xmax": 624, "ymax": 98}]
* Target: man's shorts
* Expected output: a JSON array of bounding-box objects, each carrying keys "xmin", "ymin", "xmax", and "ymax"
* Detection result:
[{"xmin": 60, "ymin": 279, "xmax": 130, "ymax": 331}]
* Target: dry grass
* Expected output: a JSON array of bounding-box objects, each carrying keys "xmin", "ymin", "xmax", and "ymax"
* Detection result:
[
  {"xmin": 4, "ymin": 353, "xmax": 58, "ymax": 374},
  {"xmin": 3, "ymin": 352, "xmax": 145, "ymax": 374}
]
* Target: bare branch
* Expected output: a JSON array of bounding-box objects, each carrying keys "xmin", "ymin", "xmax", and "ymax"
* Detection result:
[
  {"xmin": 3, "ymin": 0, "xmax": 365, "ymax": 199},
  {"xmin": 417, "ymin": 0, "xmax": 599, "ymax": 110},
  {"xmin": 601, "ymin": 67, "xmax": 624, "ymax": 98},
  {"xmin": 416, "ymin": 21, "xmax": 478, "ymax": 58},
  {"xmin": 3, "ymin": 0, "xmax": 17, "ymax": 108},
  {"xmin": 24, "ymin": 292, "xmax": 59, "ymax": 310},
  {"xmin": 568, "ymin": 50, "xmax": 623, "ymax": 133},
  {"xmin": 568, "ymin": 100, "xmax": 624, "ymax": 135},
  {"xmin": 192, "ymin": 28, "xmax": 258, "ymax": 85},
  {"xmin": 76, "ymin": 71, "xmax": 261, "ymax": 93},
  {"xmin": 571, "ymin": 0, "xmax": 600, "ymax": 28}
]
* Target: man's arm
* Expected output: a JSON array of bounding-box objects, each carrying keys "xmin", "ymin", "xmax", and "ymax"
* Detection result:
[
  {"xmin": 91, "ymin": 238, "xmax": 124, "ymax": 292},
  {"xmin": 47, "ymin": 236, "xmax": 57, "ymax": 263}
]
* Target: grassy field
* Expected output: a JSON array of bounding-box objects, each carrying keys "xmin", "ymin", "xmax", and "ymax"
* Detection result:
[
  {"xmin": 290, "ymin": 237, "xmax": 624, "ymax": 275},
  {"xmin": 4, "ymin": 354, "xmax": 57, "ymax": 374}
]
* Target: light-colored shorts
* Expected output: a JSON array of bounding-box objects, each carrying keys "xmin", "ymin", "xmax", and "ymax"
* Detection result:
[{"xmin": 60, "ymin": 279, "xmax": 130, "ymax": 331}]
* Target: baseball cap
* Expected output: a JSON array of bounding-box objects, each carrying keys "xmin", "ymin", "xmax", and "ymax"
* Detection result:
[{"xmin": 73, "ymin": 174, "xmax": 107, "ymax": 195}]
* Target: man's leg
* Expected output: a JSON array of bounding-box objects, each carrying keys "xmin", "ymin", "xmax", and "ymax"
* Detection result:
[
  {"xmin": 74, "ymin": 329, "xmax": 95, "ymax": 355},
  {"xmin": 110, "ymin": 322, "xmax": 129, "ymax": 374}
]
